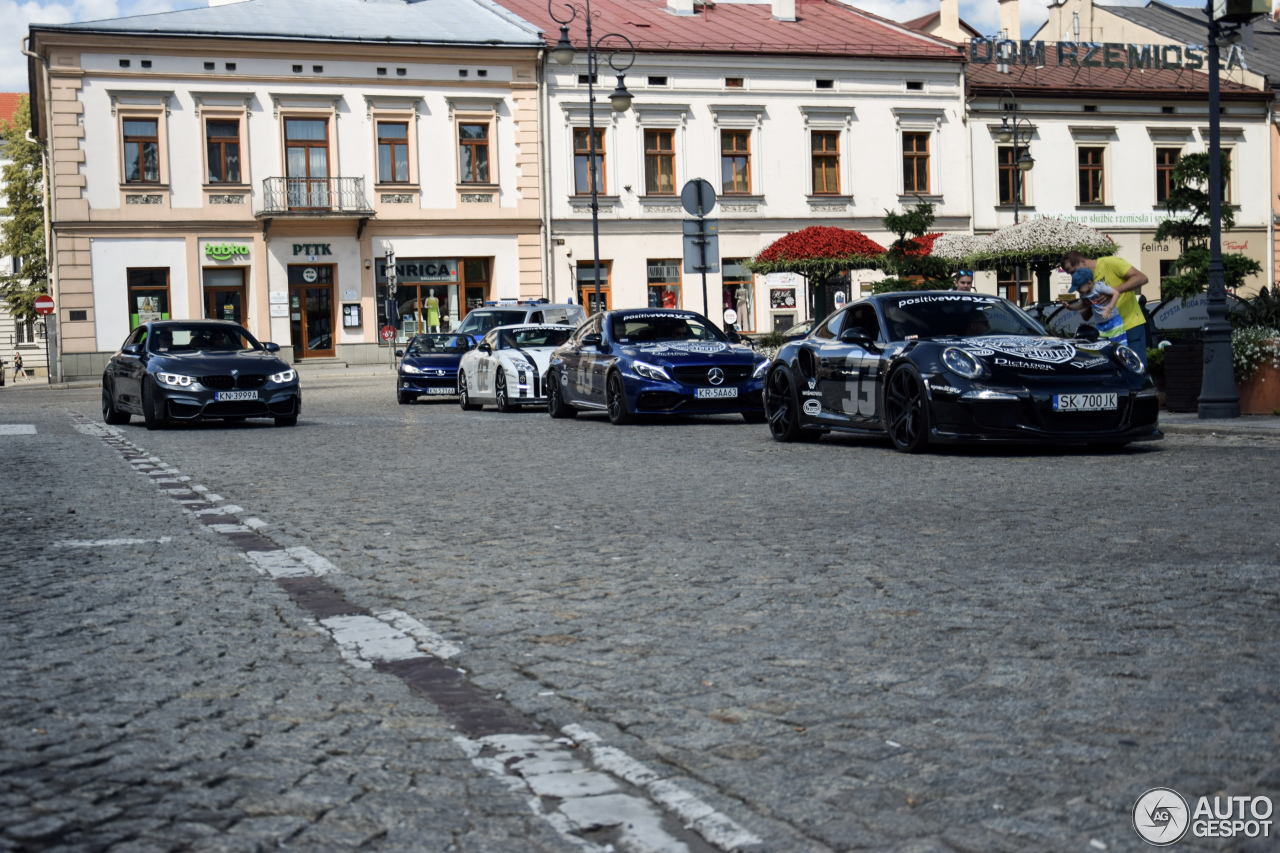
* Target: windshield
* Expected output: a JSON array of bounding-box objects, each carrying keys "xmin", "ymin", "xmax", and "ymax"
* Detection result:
[
  {"xmin": 498, "ymin": 327, "xmax": 574, "ymax": 349},
  {"xmin": 611, "ymin": 313, "xmax": 726, "ymax": 344},
  {"xmin": 880, "ymin": 294, "xmax": 1046, "ymax": 341},
  {"xmin": 149, "ymin": 324, "xmax": 259, "ymax": 353},
  {"xmin": 456, "ymin": 310, "xmax": 526, "ymax": 337},
  {"xmin": 406, "ymin": 334, "xmax": 470, "ymax": 355}
]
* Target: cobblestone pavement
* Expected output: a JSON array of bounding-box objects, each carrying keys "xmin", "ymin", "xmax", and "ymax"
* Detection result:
[{"xmin": 3, "ymin": 374, "xmax": 1279, "ymax": 853}]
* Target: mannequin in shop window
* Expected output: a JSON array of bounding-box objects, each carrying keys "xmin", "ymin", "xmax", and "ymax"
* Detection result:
[
  {"xmin": 661, "ymin": 287, "xmax": 677, "ymax": 309},
  {"xmin": 426, "ymin": 288, "xmax": 441, "ymax": 332},
  {"xmin": 735, "ymin": 286, "xmax": 750, "ymax": 331}
]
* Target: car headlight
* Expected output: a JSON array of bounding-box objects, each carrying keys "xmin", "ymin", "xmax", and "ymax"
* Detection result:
[
  {"xmin": 633, "ymin": 361, "xmax": 671, "ymax": 381},
  {"xmin": 752, "ymin": 359, "xmax": 768, "ymax": 378},
  {"xmin": 156, "ymin": 372, "xmax": 194, "ymax": 387},
  {"xmin": 400, "ymin": 363, "xmax": 424, "ymax": 375},
  {"xmin": 269, "ymin": 369, "xmax": 297, "ymax": 383},
  {"xmin": 1116, "ymin": 345, "xmax": 1145, "ymax": 375},
  {"xmin": 941, "ymin": 347, "xmax": 984, "ymax": 380}
]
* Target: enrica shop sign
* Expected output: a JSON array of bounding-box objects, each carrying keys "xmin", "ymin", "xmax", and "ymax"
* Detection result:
[
  {"xmin": 375, "ymin": 259, "xmax": 459, "ymax": 284},
  {"xmin": 970, "ymin": 38, "xmax": 1249, "ymax": 72},
  {"xmin": 205, "ymin": 243, "xmax": 250, "ymax": 261}
]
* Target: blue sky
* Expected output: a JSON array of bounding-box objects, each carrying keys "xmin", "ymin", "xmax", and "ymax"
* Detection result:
[{"xmin": 1, "ymin": 0, "xmax": 1209, "ymax": 93}]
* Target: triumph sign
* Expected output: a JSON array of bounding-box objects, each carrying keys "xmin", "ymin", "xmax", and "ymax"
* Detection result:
[{"xmin": 970, "ymin": 38, "xmax": 1250, "ymax": 72}]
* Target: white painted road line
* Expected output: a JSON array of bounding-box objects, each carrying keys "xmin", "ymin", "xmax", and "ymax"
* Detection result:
[
  {"xmin": 320, "ymin": 614, "xmax": 427, "ymax": 669},
  {"xmin": 0, "ymin": 424, "xmax": 37, "ymax": 435},
  {"xmin": 376, "ymin": 609, "xmax": 462, "ymax": 659},
  {"xmin": 55, "ymin": 537, "xmax": 174, "ymax": 548}
]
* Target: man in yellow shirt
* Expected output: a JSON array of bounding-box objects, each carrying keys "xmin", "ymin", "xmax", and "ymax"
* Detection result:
[{"xmin": 1060, "ymin": 251, "xmax": 1150, "ymax": 365}]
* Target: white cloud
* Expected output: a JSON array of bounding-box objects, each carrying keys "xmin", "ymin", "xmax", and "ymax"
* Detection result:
[{"xmin": 1, "ymin": 0, "xmax": 203, "ymax": 92}]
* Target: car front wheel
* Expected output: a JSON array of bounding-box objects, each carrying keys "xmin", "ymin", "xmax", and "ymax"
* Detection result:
[
  {"xmin": 102, "ymin": 382, "xmax": 130, "ymax": 425},
  {"xmin": 606, "ymin": 371, "xmax": 634, "ymax": 425},
  {"xmin": 547, "ymin": 371, "xmax": 577, "ymax": 419},
  {"xmin": 458, "ymin": 372, "xmax": 481, "ymax": 411},
  {"xmin": 765, "ymin": 367, "xmax": 819, "ymax": 442},
  {"xmin": 884, "ymin": 365, "xmax": 930, "ymax": 453},
  {"xmin": 495, "ymin": 370, "xmax": 515, "ymax": 413},
  {"xmin": 141, "ymin": 378, "xmax": 167, "ymax": 431}
]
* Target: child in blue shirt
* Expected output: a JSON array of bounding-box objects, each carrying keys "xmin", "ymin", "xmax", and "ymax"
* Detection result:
[{"xmin": 1070, "ymin": 268, "xmax": 1128, "ymax": 347}]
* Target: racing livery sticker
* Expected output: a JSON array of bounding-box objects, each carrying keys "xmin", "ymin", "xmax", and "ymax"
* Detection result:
[
  {"xmin": 803, "ymin": 399, "xmax": 822, "ymax": 415},
  {"xmin": 962, "ymin": 335, "xmax": 1077, "ymax": 365},
  {"xmin": 632, "ymin": 341, "xmax": 729, "ymax": 355}
]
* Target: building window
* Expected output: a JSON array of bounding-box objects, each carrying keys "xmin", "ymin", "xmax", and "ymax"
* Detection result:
[
  {"xmin": 377, "ymin": 121, "xmax": 410, "ymax": 183},
  {"xmin": 284, "ymin": 118, "xmax": 330, "ymax": 208},
  {"xmin": 206, "ymin": 120, "xmax": 241, "ymax": 184},
  {"xmin": 811, "ymin": 131, "xmax": 839, "ymax": 195},
  {"xmin": 997, "ymin": 269, "xmax": 1032, "ymax": 306},
  {"xmin": 725, "ymin": 77, "xmax": 744, "ymax": 88},
  {"xmin": 902, "ymin": 132, "xmax": 929, "ymax": 194},
  {"xmin": 721, "ymin": 130, "xmax": 751, "ymax": 195},
  {"xmin": 1155, "ymin": 147, "xmax": 1180, "ymax": 204},
  {"xmin": 459, "ymin": 123, "xmax": 490, "ymax": 183},
  {"xmin": 15, "ymin": 318, "xmax": 35, "ymax": 345},
  {"xmin": 646, "ymin": 259, "xmax": 681, "ymax": 309},
  {"xmin": 998, "ymin": 145, "xmax": 1026, "ymax": 205},
  {"xmin": 644, "ymin": 129, "xmax": 675, "ymax": 195},
  {"xmin": 576, "ymin": 262, "xmax": 611, "ymax": 314},
  {"xmin": 123, "ymin": 119, "xmax": 159, "ymax": 183},
  {"xmin": 573, "ymin": 128, "xmax": 606, "ymax": 195},
  {"xmin": 126, "ymin": 268, "xmax": 171, "ymax": 329},
  {"xmin": 723, "ymin": 259, "xmax": 754, "ymax": 332},
  {"xmin": 1078, "ymin": 147, "xmax": 1105, "ymax": 205}
]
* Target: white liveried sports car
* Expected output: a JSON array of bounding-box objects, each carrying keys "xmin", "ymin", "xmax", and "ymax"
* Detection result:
[{"xmin": 457, "ymin": 324, "xmax": 576, "ymax": 412}]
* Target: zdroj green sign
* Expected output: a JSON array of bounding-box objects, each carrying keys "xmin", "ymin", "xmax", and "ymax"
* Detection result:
[{"xmin": 205, "ymin": 243, "xmax": 251, "ymax": 261}]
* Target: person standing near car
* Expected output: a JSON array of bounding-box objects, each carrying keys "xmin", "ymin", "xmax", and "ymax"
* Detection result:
[
  {"xmin": 11, "ymin": 351, "xmax": 23, "ymax": 382},
  {"xmin": 1060, "ymin": 251, "xmax": 1150, "ymax": 365}
]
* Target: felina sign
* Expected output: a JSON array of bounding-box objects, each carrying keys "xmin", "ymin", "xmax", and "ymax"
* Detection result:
[{"xmin": 970, "ymin": 39, "xmax": 1250, "ymax": 72}]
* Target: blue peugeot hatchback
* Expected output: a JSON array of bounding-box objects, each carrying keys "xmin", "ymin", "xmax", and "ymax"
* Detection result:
[
  {"xmin": 394, "ymin": 333, "xmax": 474, "ymax": 404},
  {"xmin": 545, "ymin": 308, "xmax": 768, "ymax": 424}
]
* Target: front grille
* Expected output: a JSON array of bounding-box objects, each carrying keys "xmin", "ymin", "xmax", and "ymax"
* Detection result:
[
  {"xmin": 670, "ymin": 365, "xmax": 754, "ymax": 387},
  {"xmin": 200, "ymin": 374, "xmax": 268, "ymax": 390},
  {"xmin": 1042, "ymin": 409, "xmax": 1125, "ymax": 432},
  {"xmin": 204, "ymin": 400, "xmax": 270, "ymax": 416},
  {"xmin": 637, "ymin": 391, "xmax": 683, "ymax": 411}
]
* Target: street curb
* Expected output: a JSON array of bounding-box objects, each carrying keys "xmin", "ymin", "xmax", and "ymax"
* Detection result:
[{"xmin": 1160, "ymin": 423, "xmax": 1280, "ymax": 439}]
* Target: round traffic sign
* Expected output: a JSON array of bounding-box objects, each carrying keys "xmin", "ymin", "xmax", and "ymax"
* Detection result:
[
  {"xmin": 34, "ymin": 295, "xmax": 55, "ymax": 315},
  {"xmin": 680, "ymin": 178, "xmax": 716, "ymax": 217},
  {"xmin": 380, "ymin": 325, "xmax": 396, "ymax": 342}
]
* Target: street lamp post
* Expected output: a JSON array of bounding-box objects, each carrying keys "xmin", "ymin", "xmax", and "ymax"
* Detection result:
[
  {"xmin": 1198, "ymin": 6, "xmax": 1239, "ymax": 418},
  {"xmin": 998, "ymin": 91, "xmax": 1035, "ymax": 302},
  {"xmin": 549, "ymin": 0, "xmax": 635, "ymax": 317}
]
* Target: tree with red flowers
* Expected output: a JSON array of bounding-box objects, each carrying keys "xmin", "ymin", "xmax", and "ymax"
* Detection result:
[{"xmin": 745, "ymin": 227, "xmax": 885, "ymax": 280}]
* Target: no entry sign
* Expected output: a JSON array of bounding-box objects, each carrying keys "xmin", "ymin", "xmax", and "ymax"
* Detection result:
[{"xmin": 34, "ymin": 295, "xmax": 54, "ymax": 315}]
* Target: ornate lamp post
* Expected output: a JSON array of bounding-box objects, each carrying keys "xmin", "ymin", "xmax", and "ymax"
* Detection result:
[
  {"xmin": 549, "ymin": 0, "xmax": 635, "ymax": 316},
  {"xmin": 997, "ymin": 90, "xmax": 1036, "ymax": 302}
]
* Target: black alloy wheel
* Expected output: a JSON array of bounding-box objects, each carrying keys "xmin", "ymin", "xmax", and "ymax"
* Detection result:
[
  {"xmin": 884, "ymin": 366, "xmax": 930, "ymax": 453},
  {"xmin": 765, "ymin": 367, "xmax": 819, "ymax": 442},
  {"xmin": 495, "ymin": 370, "xmax": 515, "ymax": 413},
  {"xmin": 606, "ymin": 371, "xmax": 634, "ymax": 425},
  {"xmin": 458, "ymin": 372, "xmax": 481, "ymax": 411},
  {"xmin": 547, "ymin": 370, "xmax": 577, "ymax": 419},
  {"xmin": 102, "ymin": 383, "xmax": 130, "ymax": 425},
  {"xmin": 397, "ymin": 390, "xmax": 414, "ymax": 405},
  {"xmin": 141, "ymin": 378, "xmax": 167, "ymax": 431},
  {"xmin": 275, "ymin": 396, "xmax": 299, "ymax": 427}
]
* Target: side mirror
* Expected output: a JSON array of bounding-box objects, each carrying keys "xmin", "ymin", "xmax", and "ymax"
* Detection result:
[
  {"xmin": 478, "ymin": 342, "xmax": 492, "ymax": 354},
  {"xmin": 582, "ymin": 333, "xmax": 602, "ymax": 348},
  {"xmin": 839, "ymin": 327, "xmax": 875, "ymax": 348},
  {"xmin": 262, "ymin": 341, "xmax": 281, "ymax": 353},
  {"xmin": 726, "ymin": 330, "xmax": 742, "ymax": 344},
  {"xmin": 1075, "ymin": 324, "xmax": 1101, "ymax": 343},
  {"xmin": 122, "ymin": 343, "xmax": 142, "ymax": 356},
  {"xmin": 394, "ymin": 350, "xmax": 404, "ymax": 358}
]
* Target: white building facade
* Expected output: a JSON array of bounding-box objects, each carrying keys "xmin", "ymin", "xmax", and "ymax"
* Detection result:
[
  {"xmin": 501, "ymin": 0, "xmax": 968, "ymax": 333},
  {"xmin": 27, "ymin": 0, "xmax": 546, "ymax": 380}
]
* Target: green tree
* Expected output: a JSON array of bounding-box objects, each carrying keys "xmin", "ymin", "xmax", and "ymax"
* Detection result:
[
  {"xmin": 873, "ymin": 201, "xmax": 949, "ymax": 293},
  {"xmin": 0, "ymin": 95, "xmax": 49, "ymax": 322},
  {"xmin": 1155, "ymin": 152, "xmax": 1260, "ymax": 301}
]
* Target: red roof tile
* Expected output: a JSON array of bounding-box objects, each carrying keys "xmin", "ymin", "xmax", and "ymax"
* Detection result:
[
  {"xmin": 0, "ymin": 93, "xmax": 24, "ymax": 127},
  {"xmin": 495, "ymin": 0, "xmax": 963, "ymax": 60},
  {"xmin": 968, "ymin": 60, "xmax": 1270, "ymax": 99}
]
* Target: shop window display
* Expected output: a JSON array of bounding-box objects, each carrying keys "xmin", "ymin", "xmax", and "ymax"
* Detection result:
[
  {"xmin": 647, "ymin": 259, "xmax": 681, "ymax": 309},
  {"xmin": 127, "ymin": 268, "xmax": 170, "ymax": 329},
  {"xmin": 722, "ymin": 259, "xmax": 754, "ymax": 331},
  {"xmin": 576, "ymin": 262, "xmax": 611, "ymax": 314}
]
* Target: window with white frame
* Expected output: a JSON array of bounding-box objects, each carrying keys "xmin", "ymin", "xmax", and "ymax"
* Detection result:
[{"xmin": 1078, "ymin": 146, "xmax": 1106, "ymax": 205}]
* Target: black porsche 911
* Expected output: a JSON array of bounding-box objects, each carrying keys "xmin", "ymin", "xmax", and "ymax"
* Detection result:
[
  {"xmin": 763, "ymin": 292, "xmax": 1161, "ymax": 452},
  {"xmin": 102, "ymin": 320, "xmax": 301, "ymax": 429}
]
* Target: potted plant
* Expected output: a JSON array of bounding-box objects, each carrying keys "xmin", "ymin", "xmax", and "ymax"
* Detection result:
[{"xmin": 1233, "ymin": 325, "xmax": 1280, "ymax": 415}]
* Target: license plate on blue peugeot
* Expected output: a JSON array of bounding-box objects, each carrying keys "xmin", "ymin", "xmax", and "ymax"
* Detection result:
[
  {"xmin": 426, "ymin": 387, "xmax": 453, "ymax": 395},
  {"xmin": 215, "ymin": 390, "xmax": 258, "ymax": 401},
  {"xmin": 1053, "ymin": 393, "xmax": 1116, "ymax": 411},
  {"xmin": 695, "ymin": 387, "xmax": 738, "ymax": 399}
]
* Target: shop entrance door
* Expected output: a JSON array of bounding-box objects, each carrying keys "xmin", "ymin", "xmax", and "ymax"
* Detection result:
[
  {"xmin": 204, "ymin": 267, "xmax": 247, "ymax": 325},
  {"xmin": 287, "ymin": 264, "xmax": 335, "ymax": 358}
]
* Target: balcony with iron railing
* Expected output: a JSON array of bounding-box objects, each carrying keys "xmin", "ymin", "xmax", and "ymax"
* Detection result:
[{"xmin": 258, "ymin": 177, "xmax": 376, "ymax": 217}]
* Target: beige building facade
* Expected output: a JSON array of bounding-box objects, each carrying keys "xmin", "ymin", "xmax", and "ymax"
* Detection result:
[{"xmin": 27, "ymin": 0, "xmax": 546, "ymax": 380}]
